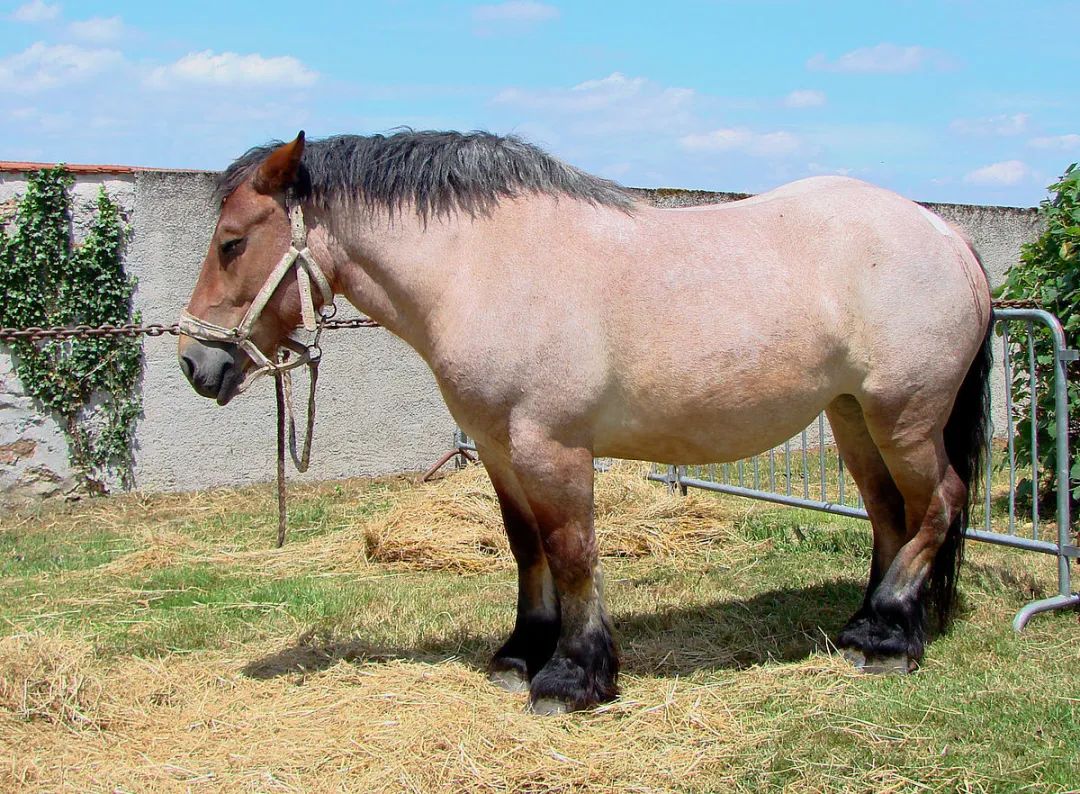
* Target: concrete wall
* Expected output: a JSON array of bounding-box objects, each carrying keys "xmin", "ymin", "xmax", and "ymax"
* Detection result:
[{"xmin": 0, "ymin": 172, "xmax": 1043, "ymax": 500}]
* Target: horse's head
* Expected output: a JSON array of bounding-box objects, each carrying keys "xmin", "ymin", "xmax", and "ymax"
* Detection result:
[{"xmin": 178, "ymin": 132, "xmax": 325, "ymax": 405}]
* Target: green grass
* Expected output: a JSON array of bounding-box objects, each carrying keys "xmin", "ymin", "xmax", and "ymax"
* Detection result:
[{"xmin": 0, "ymin": 524, "xmax": 135, "ymax": 577}]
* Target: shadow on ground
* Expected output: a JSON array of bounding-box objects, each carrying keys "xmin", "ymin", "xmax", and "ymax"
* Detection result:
[{"xmin": 243, "ymin": 579, "xmax": 866, "ymax": 681}]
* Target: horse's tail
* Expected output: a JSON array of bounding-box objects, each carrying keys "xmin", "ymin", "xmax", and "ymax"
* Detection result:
[{"xmin": 932, "ymin": 257, "xmax": 994, "ymax": 630}]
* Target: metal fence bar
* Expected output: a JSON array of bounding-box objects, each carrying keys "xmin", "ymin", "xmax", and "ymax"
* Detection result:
[
  {"xmin": 801, "ymin": 429, "xmax": 809, "ymax": 500},
  {"xmin": 784, "ymin": 439, "xmax": 792, "ymax": 496},
  {"xmin": 1028, "ymin": 324, "xmax": 1040, "ymax": 540},
  {"xmin": 837, "ymin": 454, "xmax": 845, "ymax": 505},
  {"xmin": 1006, "ymin": 308, "xmax": 1080, "ymax": 629},
  {"xmin": 984, "ymin": 412, "xmax": 993, "ymax": 538},
  {"xmin": 1002, "ymin": 324, "xmax": 1017, "ymax": 535},
  {"xmin": 818, "ymin": 414, "xmax": 827, "ymax": 502},
  {"xmin": 664, "ymin": 475, "xmax": 870, "ymax": 520}
]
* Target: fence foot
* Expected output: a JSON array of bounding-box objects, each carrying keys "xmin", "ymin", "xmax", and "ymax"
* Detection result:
[
  {"xmin": 1012, "ymin": 593, "xmax": 1080, "ymax": 632},
  {"xmin": 665, "ymin": 465, "xmax": 688, "ymax": 496},
  {"xmin": 420, "ymin": 446, "xmax": 477, "ymax": 482}
]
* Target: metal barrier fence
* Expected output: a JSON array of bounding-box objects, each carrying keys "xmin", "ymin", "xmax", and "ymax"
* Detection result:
[{"xmin": 648, "ymin": 307, "xmax": 1079, "ymax": 630}]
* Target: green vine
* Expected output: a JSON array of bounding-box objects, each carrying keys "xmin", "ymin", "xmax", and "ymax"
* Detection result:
[
  {"xmin": 997, "ymin": 162, "xmax": 1080, "ymax": 520},
  {"xmin": 0, "ymin": 167, "xmax": 142, "ymax": 492}
]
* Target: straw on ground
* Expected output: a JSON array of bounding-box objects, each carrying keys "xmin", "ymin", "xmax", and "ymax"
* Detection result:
[{"xmin": 1, "ymin": 462, "xmax": 1077, "ymax": 792}]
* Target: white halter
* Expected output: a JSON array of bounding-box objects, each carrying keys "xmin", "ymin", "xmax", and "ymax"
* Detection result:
[{"xmin": 178, "ymin": 195, "xmax": 335, "ymax": 393}]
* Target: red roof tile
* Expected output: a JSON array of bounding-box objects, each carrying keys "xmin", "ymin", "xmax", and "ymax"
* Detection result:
[{"xmin": 0, "ymin": 161, "xmax": 211, "ymax": 174}]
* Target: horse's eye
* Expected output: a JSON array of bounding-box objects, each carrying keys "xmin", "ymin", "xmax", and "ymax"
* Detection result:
[{"xmin": 219, "ymin": 237, "xmax": 246, "ymax": 262}]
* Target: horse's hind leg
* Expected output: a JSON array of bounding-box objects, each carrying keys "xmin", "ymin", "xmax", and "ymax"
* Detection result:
[
  {"xmin": 506, "ymin": 429, "xmax": 618, "ymax": 714},
  {"xmin": 825, "ymin": 396, "xmax": 906, "ymax": 624},
  {"xmin": 478, "ymin": 447, "xmax": 560, "ymax": 692},
  {"xmin": 835, "ymin": 404, "xmax": 967, "ymax": 672}
]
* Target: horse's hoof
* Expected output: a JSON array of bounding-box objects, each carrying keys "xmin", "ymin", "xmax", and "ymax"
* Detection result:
[
  {"xmin": 527, "ymin": 697, "xmax": 568, "ymax": 716},
  {"xmin": 843, "ymin": 648, "xmax": 914, "ymax": 675},
  {"xmin": 488, "ymin": 667, "xmax": 529, "ymax": 693}
]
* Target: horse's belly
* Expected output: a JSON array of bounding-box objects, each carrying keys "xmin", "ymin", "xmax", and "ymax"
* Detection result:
[{"xmin": 592, "ymin": 382, "xmax": 836, "ymax": 465}]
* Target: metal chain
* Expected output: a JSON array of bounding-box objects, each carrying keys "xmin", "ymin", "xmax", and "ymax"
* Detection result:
[
  {"xmin": 0, "ymin": 317, "xmax": 379, "ymax": 342},
  {"xmin": 0, "ymin": 304, "xmax": 1043, "ymax": 342},
  {"xmin": 992, "ymin": 298, "xmax": 1042, "ymax": 309},
  {"xmin": 0, "ymin": 322, "xmax": 181, "ymax": 342},
  {"xmin": 324, "ymin": 317, "xmax": 381, "ymax": 330}
]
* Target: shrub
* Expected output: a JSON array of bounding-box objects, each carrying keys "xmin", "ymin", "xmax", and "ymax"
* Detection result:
[{"xmin": 997, "ymin": 163, "xmax": 1079, "ymax": 522}]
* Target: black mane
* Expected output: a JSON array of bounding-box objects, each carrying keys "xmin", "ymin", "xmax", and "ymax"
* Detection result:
[{"xmin": 216, "ymin": 130, "xmax": 635, "ymax": 218}]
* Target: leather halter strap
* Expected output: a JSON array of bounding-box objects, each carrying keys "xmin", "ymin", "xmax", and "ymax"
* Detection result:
[{"xmin": 178, "ymin": 197, "xmax": 335, "ymax": 392}]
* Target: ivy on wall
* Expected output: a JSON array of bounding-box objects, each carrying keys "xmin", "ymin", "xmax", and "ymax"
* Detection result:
[{"xmin": 0, "ymin": 167, "xmax": 142, "ymax": 491}]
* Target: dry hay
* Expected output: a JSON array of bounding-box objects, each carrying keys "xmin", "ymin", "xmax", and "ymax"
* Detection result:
[
  {"xmin": 0, "ymin": 629, "xmax": 867, "ymax": 793},
  {"xmin": 0, "ymin": 634, "xmax": 103, "ymax": 729},
  {"xmin": 98, "ymin": 529, "xmax": 198, "ymax": 576},
  {"xmin": 358, "ymin": 462, "xmax": 738, "ymax": 572}
]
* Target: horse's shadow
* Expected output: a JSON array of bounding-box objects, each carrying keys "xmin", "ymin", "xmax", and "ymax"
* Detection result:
[{"xmin": 243, "ymin": 580, "xmax": 865, "ymax": 681}]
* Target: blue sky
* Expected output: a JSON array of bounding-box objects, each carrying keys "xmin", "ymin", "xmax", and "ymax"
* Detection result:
[{"xmin": 1, "ymin": 0, "xmax": 1077, "ymax": 206}]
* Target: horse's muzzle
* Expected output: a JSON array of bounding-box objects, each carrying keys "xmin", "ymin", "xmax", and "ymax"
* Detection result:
[{"xmin": 179, "ymin": 339, "xmax": 243, "ymax": 405}]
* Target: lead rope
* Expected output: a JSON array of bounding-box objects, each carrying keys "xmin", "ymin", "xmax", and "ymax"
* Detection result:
[
  {"xmin": 275, "ymin": 371, "xmax": 288, "ymax": 548},
  {"xmin": 282, "ymin": 361, "xmax": 318, "ymax": 472},
  {"xmin": 274, "ymin": 358, "xmax": 320, "ymax": 548}
]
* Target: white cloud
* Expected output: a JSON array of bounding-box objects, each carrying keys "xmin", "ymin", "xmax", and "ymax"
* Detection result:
[
  {"xmin": 807, "ymin": 43, "xmax": 952, "ymax": 74},
  {"xmin": 949, "ymin": 113, "xmax": 1029, "ymax": 136},
  {"xmin": 784, "ymin": 89, "xmax": 825, "ymax": 108},
  {"xmin": 0, "ymin": 42, "xmax": 122, "ymax": 93},
  {"xmin": 493, "ymin": 72, "xmax": 696, "ymax": 135},
  {"xmin": 145, "ymin": 50, "xmax": 317, "ymax": 89},
  {"xmin": 964, "ymin": 160, "xmax": 1031, "ymax": 186},
  {"xmin": 680, "ymin": 128, "xmax": 802, "ymax": 157},
  {"xmin": 11, "ymin": 0, "xmax": 60, "ymax": 22},
  {"xmin": 68, "ymin": 16, "xmax": 125, "ymax": 43},
  {"xmin": 1028, "ymin": 133, "xmax": 1080, "ymax": 151},
  {"xmin": 472, "ymin": 1, "xmax": 559, "ymax": 23}
]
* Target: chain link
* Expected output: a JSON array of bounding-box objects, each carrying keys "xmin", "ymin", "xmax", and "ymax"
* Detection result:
[
  {"xmin": 323, "ymin": 317, "xmax": 380, "ymax": 330},
  {"xmin": 0, "ymin": 317, "xmax": 380, "ymax": 343},
  {"xmin": 991, "ymin": 298, "xmax": 1042, "ymax": 309}
]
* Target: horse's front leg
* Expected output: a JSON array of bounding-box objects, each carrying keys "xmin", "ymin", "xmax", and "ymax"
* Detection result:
[
  {"xmin": 478, "ymin": 449, "xmax": 561, "ymax": 692},
  {"xmin": 508, "ymin": 431, "xmax": 618, "ymax": 714}
]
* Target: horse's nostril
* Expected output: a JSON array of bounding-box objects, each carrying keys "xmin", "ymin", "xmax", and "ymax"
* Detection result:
[
  {"xmin": 218, "ymin": 360, "xmax": 234, "ymax": 388},
  {"xmin": 180, "ymin": 342, "xmax": 239, "ymax": 402},
  {"xmin": 179, "ymin": 353, "xmax": 196, "ymax": 383}
]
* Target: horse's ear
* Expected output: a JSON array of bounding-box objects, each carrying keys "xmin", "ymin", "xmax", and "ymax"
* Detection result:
[{"xmin": 253, "ymin": 131, "xmax": 305, "ymax": 194}]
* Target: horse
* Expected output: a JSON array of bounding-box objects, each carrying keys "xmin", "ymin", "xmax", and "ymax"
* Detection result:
[{"xmin": 178, "ymin": 130, "xmax": 992, "ymax": 714}]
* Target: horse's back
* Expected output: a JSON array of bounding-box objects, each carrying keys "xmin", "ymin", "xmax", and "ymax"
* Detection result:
[
  {"xmin": 588, "ymin": 177, "xmax": 990, "ymax": 462},
  {"xmin": 634, "ymin": 175, "xmax": 989, "ymax": 367}
]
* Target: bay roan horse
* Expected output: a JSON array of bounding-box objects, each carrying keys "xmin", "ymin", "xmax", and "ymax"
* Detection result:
[{"xmin": 178, "ymin": 130, "xmax": 992, "ymax": 714}]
